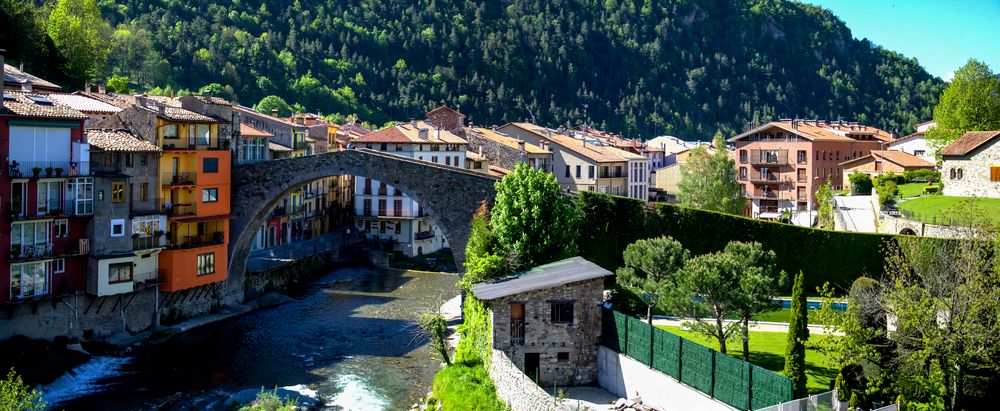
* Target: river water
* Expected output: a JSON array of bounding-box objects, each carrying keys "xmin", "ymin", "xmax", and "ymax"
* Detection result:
[{"xmin": 49, "ymin": 266, "xmax": 459, "ymax": 410}]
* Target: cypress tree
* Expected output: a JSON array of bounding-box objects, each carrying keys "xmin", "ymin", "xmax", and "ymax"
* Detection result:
[{"xmin": 783, "ymin": 271, "xmax": 809, "ymax": 398}]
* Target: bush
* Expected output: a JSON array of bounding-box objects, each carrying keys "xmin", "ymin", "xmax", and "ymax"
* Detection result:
[
  {"xmin": 430, "ymin": 361, "xmax": 507, "ymax": 411},
  {"xmin": 0, "ymin": 368, "xmax": 46, "ymax": 411},
  {"xmin": 877, "ymin": 181, "xmax": 899, "ymax": 205},
  {"xmin": 238, "ymin": 388, "xmax": 297, "ymax": 411},
  {"xmin": 903, "ymin": 169, "xmax": 941, "ymax": 183},
  {"xmin": 875, "ymin": 173, "xmax": 906, "ymax": 187},
  {"xmin": 849, "ymin": 172, "xmax": 874, "ymax": 195}
]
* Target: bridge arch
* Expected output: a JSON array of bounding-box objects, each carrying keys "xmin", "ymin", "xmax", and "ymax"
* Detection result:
[{"xmin": 226, "ymin": 149, "xmax": 498, "ymax": 302}]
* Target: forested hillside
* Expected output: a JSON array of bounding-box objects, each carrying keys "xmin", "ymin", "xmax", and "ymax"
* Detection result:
[{"xmin": 11, "ymin": 0, "xmax": 945, "ymax": 139}]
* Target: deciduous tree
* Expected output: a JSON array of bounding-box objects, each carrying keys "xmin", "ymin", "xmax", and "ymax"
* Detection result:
[
  {"xmin": 677, "ymin": 133, "xmax": 745, "ymax": 215},
  {"xmin": 254, "ymin": 95, "xmax": 293, "ymax": 118},
  {"xmin": 615, "ymin": 236, "xmax": 689, "ymax": 324},
  {"xmin": 492, "ymin": 163, "xmax": 578, "ymax": 269},
  {"xmin": 928, "ymin": 60, "xmax": 1000, "ymax": 157},
  {"xmin": 46, "ymin": 0, "xmax": 110, "ymax": 84},
  {"xmin": 0, "ymin": 368, "xmax": 46, "ymax": 411}
]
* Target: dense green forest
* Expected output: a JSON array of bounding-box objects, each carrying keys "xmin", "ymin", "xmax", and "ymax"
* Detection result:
[{"xmin": 5, "ymin": 0, "xmax": 945, "ymax": 139}]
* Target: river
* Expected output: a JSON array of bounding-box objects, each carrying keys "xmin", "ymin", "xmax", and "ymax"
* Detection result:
[{"xmin": 48, "ymin": 266, "xmax": 459, "ymax": 410}]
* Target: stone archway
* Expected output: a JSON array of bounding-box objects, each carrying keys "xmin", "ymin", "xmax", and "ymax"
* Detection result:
[
  {"xmin": 899, "ymin": 228, "xmax": 917, "ymax": 235},
  {"xmin": 225, "ymin": 149, "xmax": 498, "ymax": 302}
]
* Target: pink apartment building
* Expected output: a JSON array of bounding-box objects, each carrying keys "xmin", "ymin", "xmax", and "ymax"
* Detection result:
[{"xmin": 729, "ymin": 120, "xmax": 892, "ymax": 219}]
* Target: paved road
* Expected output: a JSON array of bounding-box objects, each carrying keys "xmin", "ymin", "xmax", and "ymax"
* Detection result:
[{"xmin": 834, "ymin": 195, "xmax": 878, "ymax": 232}]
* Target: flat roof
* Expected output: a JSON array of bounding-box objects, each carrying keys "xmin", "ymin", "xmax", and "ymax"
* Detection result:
[{"xmin": 471, "ymin": 256, "xmax": 611, "ymax": 300}]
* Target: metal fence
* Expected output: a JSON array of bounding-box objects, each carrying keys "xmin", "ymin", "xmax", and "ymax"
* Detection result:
[{"xmin": 601, "ymin": 309, "xmax": 793, "ymax": 410}]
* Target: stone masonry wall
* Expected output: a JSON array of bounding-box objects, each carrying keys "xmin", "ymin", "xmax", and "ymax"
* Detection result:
[
  {"xmin": 942, "ymin": 142, "xmax": 1000, "ymax": 198},
  {"xmin": 487, "ymin": 277, "xmax": 604, "ymax": 387},
  {"xmin": 489, "ymin": 349, "xmax": 558, "ymax": 411},
  {"xmin": 465, "ymin": 132, "xmax": 525, "ymax": 172}
]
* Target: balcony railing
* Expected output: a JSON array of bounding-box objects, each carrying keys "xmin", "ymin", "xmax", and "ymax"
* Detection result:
[
  {"xmin": 7, "ymin": 161, "xmax": 90, "ymax": 178},
  {"xmin": 745, "ymin": 191, "xmax": 792, "ymax": 200},
  {"xmin": 160, "ymin": 200, "xmax": 197, "ymax": 217},
  {"xmin": 748, "ymin": 149, "xmax": 790, "ymax": 166},
  {"xmin": 415, "ymin": 230, "xmax": 435, "ymax": 240},
  {"xmin": 161, "ymin": 172, "xmax": 197, "ymax": 187},
  {"xmin": 132, "ymin": 235, "xmax": 165, "ymax": 250},
  {"xmin": 166, "ymin": 232, "xmax": 225, "ymax": 250},
  {"xmin": 510, "ymin": 319, "xmax": 525, "ymax": 345},
  {"xmin": 10, "ymin": 244, "xmax": 53, "ymax": 260}
]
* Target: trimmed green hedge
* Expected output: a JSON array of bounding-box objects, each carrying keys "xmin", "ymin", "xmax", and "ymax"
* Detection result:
[{"xmin": 575, "ymin": 192, "xmax": 898, "ymax": 292}]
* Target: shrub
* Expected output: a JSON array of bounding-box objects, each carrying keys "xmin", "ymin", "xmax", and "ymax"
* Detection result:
[
  {"xmin": 877, "ymin": 181, "xmax": 899, "ymax": 205},
  {"xmin": 430, "ymin": 361, "xmax": 506, "ymax": 411},
  {"xmin": 903, "ymin": 169, "xmax": 941, "ymax": 183},
  {"xmin": 849, "ymin": 172, "xmax": 874, "ymax": 195},
  {"xmin": 0, "ymin": 368, "xmax": 46, "ymax": 411},
  {"xmin": 238, "ymin": 388, "xmax": 297, "ymax": 411}
]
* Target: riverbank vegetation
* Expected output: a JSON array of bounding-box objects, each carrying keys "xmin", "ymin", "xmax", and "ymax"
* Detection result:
[{"xmin": 0, "ymin": 368, "xmax": 46, "ymax": 410}]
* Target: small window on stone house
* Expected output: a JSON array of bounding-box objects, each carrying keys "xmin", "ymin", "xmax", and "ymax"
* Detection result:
[
  {"xmin": 557, "ymin": 352, "xmax": 570, "ymax": 362},
  {"xmin": 550, "ymin": 301, "xmax": 574, "ymax": 324}
]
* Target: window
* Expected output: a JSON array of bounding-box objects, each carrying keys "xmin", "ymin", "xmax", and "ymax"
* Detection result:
[
  {"xmin": 196, "ymin": 124, "xmax": 211, "ymax": 145},
  {"xmin": 197, "ymin": 253, "xmax": 215, "ymax": 275},
  {"xmin": 394, "ymin": 199, "xmax": 403, "ymax": 217},
  {"xmin": 53, "ymin": 258, "xmax": 65, "ymax": 274},
  {"xmin": 454, "ymin": 156, "xmax": 459, "ymax": 166},
  {"xmin": 473, "ymin": 161, "xmax": 482, "ymax": 169},
  {"xmin": 958, "ymin": 168, "xmax": 964, "ymax": 179},
  {"xmin": 362, "ymin": 199, "xmax": 372, "ymax": 216},
  {"xmin": 950, "ymin": 168, "xmax": 956, "ymax": 179},
  {"xmin": 9, "ymin": 262, "xmax": 49, "ymax": 300},
  {"xmin": 11, "ymin": 221, "xmax": 51, "ymax": 257},
  {"xmin": 445, "ymin": 156, "xmax": 451, "ymax": 166},
  {"xmin": 163, "ymin": 124, "xmax": 178, "ymax": 139},
  {"xmin": 54, "ymin": 219, "xmax": 69, "ymax": 238},
  {"xmin": 108, "ymin": 262, "xmax": 133, "ymax": 284},
  {"xmin": 202, "ymin": 188, "xmax": 219, "ymax": 203},
  {"xmin": 378, "ymin": 199, "xmax": 387, "ymax": 216},
  {"xmin": 140, "ymin": 154, "xmax": 148, "ymax": 166},
  {"xmin": 111, "ymin": 182, "xmax": 126, "ymax": 203},
  {"xmin": 797, "ymin": 150, "xmax": 807, "ymax": 164},
  {"xmin": 380, "ymin": 143, "xmax": 388, "ymax": 151},
  {"xmin": 557, "ymin": 352, "xmax": 570, "ymax": 362},
  {"xmin": 37, "ymin": 181, "xmax": 61, "ymax": 214},
  {"xmin": 203, "ymin": 158, "xmax": 219, "ymax": 173},
  {"xmin": 914, "ymin": 150, "xmax": 926, "ymax": 157},
  {"xmin": 565, "ymin": 165, "xmax": 571, "ymax": 178},
  {"xmin": 110, "ymin": 219, "xmax": 125, "ymax": 237},
  {"xmin": 991, "ymin": 166, "xmax": 1000, "ymax": 182},
  {"xmin": 431, "ymin": 156, "xmax": 438, "ymax": 163},
  {"xmin": 588, "ymin": 166, "xmax": 595, "ymax": 179},
  {"xmin": 739, "ymin": 167, "xmax": 748, "ymax": 179},
  {"xmin": 395, "ymin": 222, "xmax": 401, "ymax": 234},
  {"xmin": 139, "ymin": 183, "xmax": 149, "ymax": 201},
  {"xmin": 132, "ymin": 215, "xmax": 161, "ymax": 238},
  {"xmin": 576, "ymin": 165, "xmax": 581, "ymax": 178},
  {"xmin": 67, "ymin": 178, "xmax": 94, "ymax": 214},
  {"xmin": 550, "ymin": 301, "xmax": 574, "ymax": 324}
]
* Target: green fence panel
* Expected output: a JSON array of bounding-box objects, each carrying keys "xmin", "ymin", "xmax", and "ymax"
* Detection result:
[
  {"xmin": 651, "ymin": 327, "xmax": 681, "ymax": 379},
  {"xmin": 626, "ymin": 316, "xmax": 652, "ymax": 366},
  {"xmin": 613, "ymin": 310, "xmax": 629, "ymax": 354},
  {"xmin": 680, "ymin": 340, "xmax": 714, "ymax": 395},
  {"xmin": 713, "ymin": 352, "xmax": 751, "ymax": 411},
  {"xmin": 751, "ymin": 364, "xmax": 794, "ymax": 410}
]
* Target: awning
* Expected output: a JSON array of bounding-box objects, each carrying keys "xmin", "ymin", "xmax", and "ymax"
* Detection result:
[{"xmin": 758, "ymin": 212, "xmax": 782, "ymax": 219}]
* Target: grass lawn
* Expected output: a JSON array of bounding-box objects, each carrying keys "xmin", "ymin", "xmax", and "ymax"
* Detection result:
[
  {"xmin": 897, "ymin": 196, "xmax": 1000, "ymax": 225},
  {"xmin": 429, "ymin": 361, "xmax": 506, "ymax": 411},
  {"xmin": 896, "ymin": 182, "xmax": 940, "ymax": 199},
  {"xmin": 658, "ymin": 325, "xmax": 840, "ymax": 394}
]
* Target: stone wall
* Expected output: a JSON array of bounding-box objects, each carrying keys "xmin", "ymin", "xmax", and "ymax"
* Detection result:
[
  {"xmin": 243, "ymin": 249, "xmax": 335, "ymax": 300},
  {"xmin": 465, "ymin": 132, "xmax": 524, "ymax": 171},
  {"xmin": 487, "ymin": 277, "xmax": 603, "ymax": 387},
  {"xmin": 941, "ymin": 141, "xmax": 1000, "ymax": 198},
  {"xmin": 489, "ymin": 349, "xmax": 559, "ymax": 411}
]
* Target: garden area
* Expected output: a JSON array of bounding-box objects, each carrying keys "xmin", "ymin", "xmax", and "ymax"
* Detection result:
[
  {"xmin": 658, "ymin": 325, "xmax": 840, "ymax": 394},
  {"xmin": 897, "ymin": 195, "xmax": 1000, "ymax": 225}
]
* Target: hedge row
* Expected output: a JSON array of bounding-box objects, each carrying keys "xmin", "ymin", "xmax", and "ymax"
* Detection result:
[{"xmin": 575, "ymin": 191, "xmax": 899, "ymax": 292}]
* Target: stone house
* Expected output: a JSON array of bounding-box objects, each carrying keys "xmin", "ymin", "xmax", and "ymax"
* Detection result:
[
  {"xmin": 940, "ymin": 130, "xmax": 1000, "ymax": 198},
  {"xmin": 463, "ymin": 126, "xmax": 553, "ymax": 174},
  {"xmin": 472, "ymin": 256, "xmax": 611, "ymax": 387},
  {"xmin": 426, "ymin": 105, "xmax": 465, "ymax": 131}
]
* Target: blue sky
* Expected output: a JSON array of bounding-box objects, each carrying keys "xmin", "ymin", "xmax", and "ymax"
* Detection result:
[{"xmin": 803, "ymin": 0, "xmax": 1000, "ymax": 80}]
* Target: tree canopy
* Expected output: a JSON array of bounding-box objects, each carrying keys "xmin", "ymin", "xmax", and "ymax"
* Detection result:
[
  {"xmin": 928, "ymin": 59, "xmax": 1000, "ymax": 156},
  {"xmin": 46, "ymin": 0, "xmax": 110, "ymax": 84},
  {"xmin": 615, "ymin": 236, "xmax": 689, "ymax": 323},
  {"xmin": 677, "ymin": 133, "xmax": 745, "ymax": 215},
  {"xmin": 492, "ymin": 163, "xmax": 578, "ymax": 269}
]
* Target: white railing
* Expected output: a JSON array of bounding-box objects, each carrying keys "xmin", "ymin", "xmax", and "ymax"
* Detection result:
[{"xmin": 755, "ymin": 390, "xmax": 844, "ymax": 411}]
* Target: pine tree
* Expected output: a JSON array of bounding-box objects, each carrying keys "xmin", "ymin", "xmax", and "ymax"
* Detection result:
[{"xmin": 783, "ymin": 270, "xmax": 809, "ymax": 398}]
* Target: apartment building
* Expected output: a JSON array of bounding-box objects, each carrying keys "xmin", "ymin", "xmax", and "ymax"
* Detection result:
[
  {"xmin": 729, "ymin": 120, "xmax": 892, "ymax": 219},
  {"xmin": 463, "ymin": 126, "xmax": 552, "ymax": 174},
  {"xmin": 352, "ymin": 120, "xmax": 467, "ymax": 256},
  {"xmin": 499, "ymin": 122, "xmax": 648, "ymax": 202},
  {"xmin": 234, "ymin": 106, "xmax": 309, "ymax": 157},
  {"xmin": 1, "ymin": 91, "xmax": 92, "ymax": 304},
  {"xmin": 85, "ymin": 129, "xmax": 166, "ymax": 297}
]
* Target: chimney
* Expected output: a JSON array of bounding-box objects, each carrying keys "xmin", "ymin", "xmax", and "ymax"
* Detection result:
[
  {"xmin": 435, "ymin": 129, "xmax": 441, "ymax": 140},
  {"xmin": 158, "ymin": 104, "xmax": 166, "ymax": 115},
  {"xmin": 271, "ymin": 108, "xmax": 278, "ymax": 117},
  {"xmin": 517, "ymin": 140, "xmax": 526, "ymax": 151},
  {"xmin": 478, "ymin": 146, "xmax": 483, "ymax": 156},
  {"xmin": 791, "ymin": 120, "xmax": 798, "ymax": 131},
  {"xmin": 98, "ymin": 83, "xmax": 106, "ymax": 94},
  {"xmin": 21, "ymin": 80, "xmax": 31, "ymax": 92},
  {"xmin": 85, "ymin": 83, "xmax": 91, "ymax": 93}
]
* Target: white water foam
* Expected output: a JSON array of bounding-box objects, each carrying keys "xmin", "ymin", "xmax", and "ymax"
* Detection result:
[
  {"xmin": 326, "ymin": 373, "xmax": 389, "ymax": 410},
  {"xmin": 42, "ymin": 356, "xmax": 130, "ymax": 406}
]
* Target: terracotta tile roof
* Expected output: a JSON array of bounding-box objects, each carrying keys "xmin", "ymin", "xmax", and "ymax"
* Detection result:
[
  {"xmin": 730, "ymin": 121, "xmax": 893, "ymax": 143},
  {"xmin": 234, "ymin": 105, "xmax": 304, "ymax": 128},
  {"xmin": 161, "ymin": 106, "xmax": 217, "ymax": 123},
  {"xmin": 840, "ymin": 150, "xmax": 934, "ymax": 169},
  {"xmin": 488, "ymin": 165, "xmax": 512, "ymax": 177},
  {"xmin": 427, "ymin": 105, "xmax": 465, "ymax": 118},
  {"xmin": 469, "ymin": 127, "xmax": 550, "ymax": 154},
  {"xmin": 0, "ymin": 91, "xmax": 86, "ymax": 120},
  {"xmin": 335, "ymin": 121, "xmax": 372, "ymax": 141},
  {"xmin": 240, "ymin": 123, "xmax": 272, "ymax": 138},
  {"xmin": 940, "ymin": 131, "xmax": 1000, "ymax": 157},
  {"xmin": 187, "ymin": 94, "xmax": 231, "ymax": 105},
  {"xmin": 47, "ymin": 93, "xmax": 122, "ymax": 114},
  {"xmin": 354, "ymin": 121, "xmax": 467, "ymax": 144},
  {"xmin": 86, "ymin": 129, "xmax": 161, "ymax": 152},
  {"xmin": 3, "ymin": 64, "xmax": 61, "ymax": 91},
  {"xmin": 506, "ymin": 123, "xmax": 643, "ymax": 163},
  {"xmin": 72, "ymin": 92, "xmax": 217, "ymax": 122},
  {"xmin": 466, "ymin": 150, "xmax": 488, "ymax": 161}
]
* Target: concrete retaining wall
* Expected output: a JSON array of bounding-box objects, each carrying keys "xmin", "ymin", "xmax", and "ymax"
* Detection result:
[
  {"xmin": 489, "ymin": 349, "xmax": 558, "ymax": 411},
  {"xmin": 597, "ymin": 346, "xmax": 736, "ymax": 411}
]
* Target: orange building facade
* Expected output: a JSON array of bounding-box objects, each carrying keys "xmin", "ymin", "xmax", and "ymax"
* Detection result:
[{"xmin": 156, "ymin": 118, "xmax": 231, "ymax": 292}]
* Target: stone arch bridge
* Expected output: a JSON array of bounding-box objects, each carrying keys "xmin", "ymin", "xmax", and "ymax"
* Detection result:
[{"xmin": 225, "ymin": 148, "xmax": 498, "ymax": 302}]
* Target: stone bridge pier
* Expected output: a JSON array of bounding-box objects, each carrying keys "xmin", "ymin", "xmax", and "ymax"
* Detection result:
[{"xmin": 225, "ymin": 148, "xmax": 498, "ymax": 303}]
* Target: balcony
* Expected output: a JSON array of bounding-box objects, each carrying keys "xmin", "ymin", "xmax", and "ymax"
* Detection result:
[
  {"xmin": 415, "ymin": 230, "xmax": 435, "ymax": 240},
  {"xmin": 748, "ymin": 173, "xmax": 790, "ymax": 185},
  {"xmin": 132, "ymin": 234, "xmax": 166, "ymax": 251},
  {"xmin": 7, "ymin": 161, "xmax": 90, "ymax": 178},
  {"xmin": 166, "ymin": 232, "xmax": 225, "ymax": 250},
  {"xmin": 745, "ymin": 191, "xmax": 792, "ymax": 200},
  {"xmin": 510, "ymin": 319, "xmax": 525, "ymax": 345},
  {"xmin": 748, "ymin": 150, "xmax": 790, "ymax": 166},
  {"xmin": 160, "ymin": 201, "xmax": 197, "ymax": 218},
  {"xmin": 9, "ymin": 238, "xmax": 89, "ymax": 261},
  {"xmin": 162, "ymin": 172, "xmax": 197, "ymax": 187}
]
